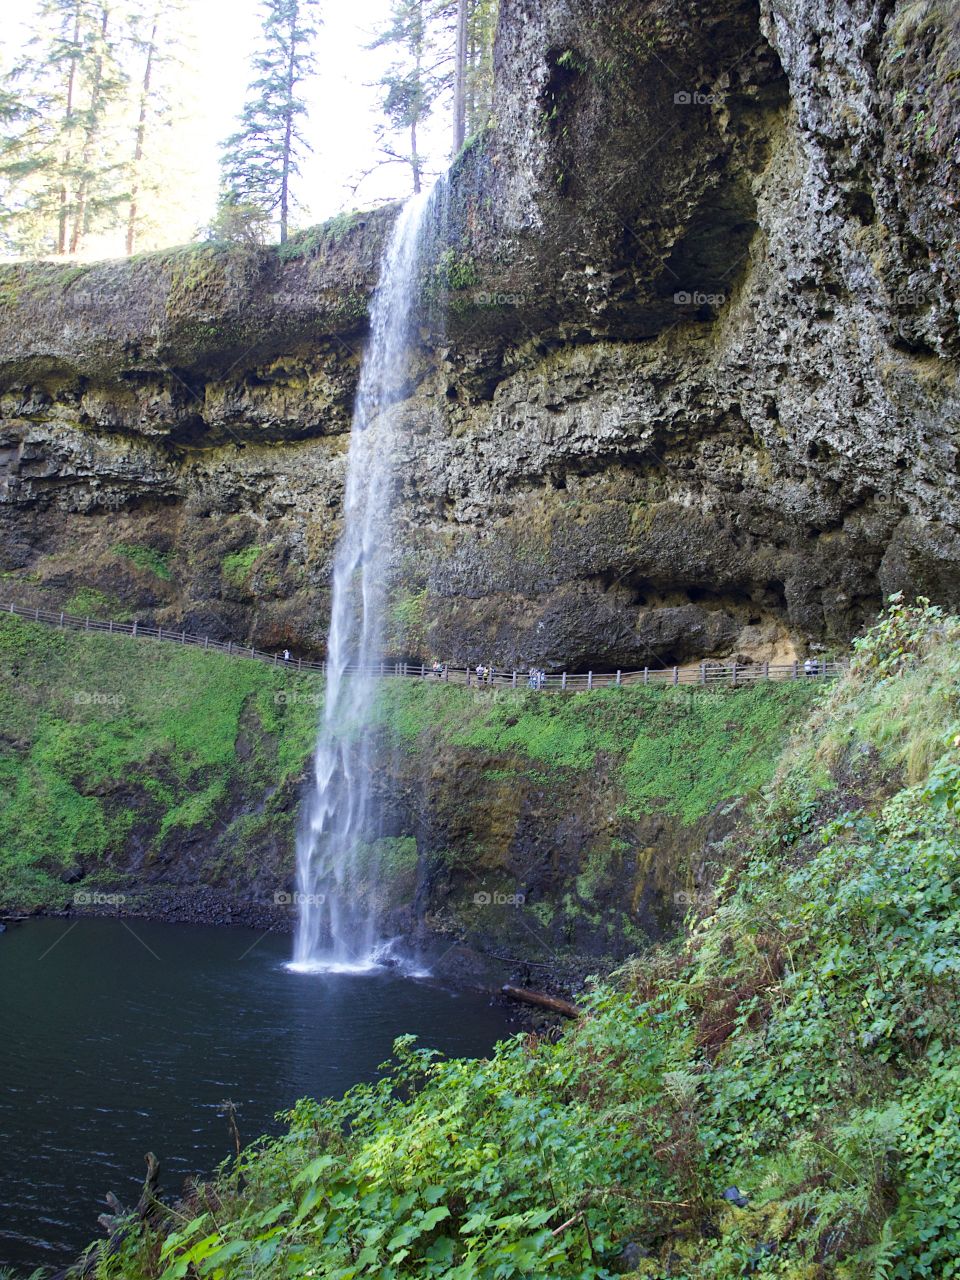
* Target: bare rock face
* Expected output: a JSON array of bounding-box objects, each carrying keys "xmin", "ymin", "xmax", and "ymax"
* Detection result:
[{"xmin": 0, "ymin": 0, "xmax": 957, "ymax": 668}]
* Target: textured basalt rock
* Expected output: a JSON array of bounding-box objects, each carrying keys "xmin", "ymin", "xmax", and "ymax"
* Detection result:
[{"xmin": 0, "ymin": 0, "xmax": 957, "ymax": 669}]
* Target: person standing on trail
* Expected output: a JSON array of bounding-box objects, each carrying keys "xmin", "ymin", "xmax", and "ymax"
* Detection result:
[{"xmin": 283, "ymin": 649, "xmax": 291, "ymax": 662}]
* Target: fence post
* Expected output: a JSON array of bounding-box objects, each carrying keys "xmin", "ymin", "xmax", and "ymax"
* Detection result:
[
  {"xmin": 467, "ymin": 667, "xmax": 472, "ymax": 687},
  {"xmin": 561, "ymin": 672, "xmax": 567, "ymax": 691},
  {"xmin": 132, "ymin": 619, "xmax": 137, "ymax": 637},
  {"xmin": 158, "ymin": 626, "xmax": 163, "ymax": 641},
  {"xmin": 182, "ymin": 631, "xmax": 187, "ymax": 644},
  {"xmin": 35, "ymin": 605, "xmax": 40, "ymax": 621},
  {"xmin": 763, "ymin": 661, "xmax": 769, "ymax": 680},
  {"xmin": 380, "ymin": 661, "xmax": 384, "ymax": 676},
  {"xmin": 59, "ymin": 612, "xmax": 65, "ymax": 627},
  {"xmin": 298, "ymin": 656, "xmax": 302, "ymax": 671},
  {"xmin": 85, "ymin": 616, "xmax": 90, "ymax": 631},
  {"xmin": 616, "ymin": 670, "xmax": 621, "ymax": 686},
  {"xmin": 588, "ymin": 671, "xmax": 593, "ymax": 690},
  {"xmin": 792, "ymin": 660, "xmax": 798, "ymax": 680},
  {"xmin": 226, "ymin": 639, "xmax": 231, "ymax": 654},
  {"xmin": 700, "ymin": 662, "xmax": 705, "ymax": 685},
  {"xmin": 204, "ymin": 636, "xmax": 209, "ymax": 649},
  {"xmin": 420, "ymin": 663, "xmax": 425, "ymax": 678},
  {"xmin": 274, "ymin": 652, "xmax": 278, "ymax": 665},
  {"xmin": 732, "ymin": 662, "xmax": 738, "ymax": 687},
  {"xmin": 673, "ymin": 666, "xmax": 678, "ymax": 686}
]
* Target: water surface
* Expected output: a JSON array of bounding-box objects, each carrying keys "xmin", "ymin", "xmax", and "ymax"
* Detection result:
[{"xmin": 0, "ymin": 918, "xmax": 513, "ymax": 1270}]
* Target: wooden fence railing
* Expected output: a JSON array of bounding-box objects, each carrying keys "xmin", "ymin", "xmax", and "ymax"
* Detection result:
[{"xmin": 2, "ymin": 600, "xmax": 847, "ymax": 692}]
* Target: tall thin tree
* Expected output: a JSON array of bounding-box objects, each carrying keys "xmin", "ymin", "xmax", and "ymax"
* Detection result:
[
  {"xmin": 220, "ymin": 0, "xmax": 320, "ymax": 244},
  {"xmin": 126, "ymin": 9, "xmax": 156, "ymax": 254},
  {"xmin": 451, "ymin": 0, "xmax": 468, "ymax": 154},
  {"xmin": 370, "ymin": 0, "xmax": 442, "ymax": 195}
]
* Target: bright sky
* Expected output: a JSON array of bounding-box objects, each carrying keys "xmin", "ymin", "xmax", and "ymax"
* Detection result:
[
  {"xmin": 187, "ymin": 0, "xmax": 452, "ymax": 217},
  {"xmin": 5, "ymin": 0, "xmax": 453, "ymax": 252}
]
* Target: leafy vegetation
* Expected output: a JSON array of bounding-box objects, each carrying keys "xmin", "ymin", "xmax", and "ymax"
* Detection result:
[
  {"xmin": 112, "ymin": 542, "xmax": 173, "ymax": 581},
  {"xmin": 371, "ymin": 677, "xmax": 817, "ymax": 823},
  {"xmin": 221, "ymin": 545, "xmax": 263, "ymax": 587},
  {"xmin": 0, "ymin": 614, "xmax": 319, "ymax": 910},
  {"xmin": 65, "ymin": 586, "xmax": 128, "ymax": 618},
  {"xmin": 87, "ymin": 599, "xmax": 960, "ymax": 1278},
  {"xmin": 0, "ymin": 613, "xmax": 806, "ymax": 919},
  {"xmin": 275, "ymin": 211, "xmax": 364, "ymax": 262}
]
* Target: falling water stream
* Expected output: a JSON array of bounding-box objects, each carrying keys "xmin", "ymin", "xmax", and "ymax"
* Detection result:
[{"xmin": 290, "ymin": 191, "xmax": 433, "ymax": 973}]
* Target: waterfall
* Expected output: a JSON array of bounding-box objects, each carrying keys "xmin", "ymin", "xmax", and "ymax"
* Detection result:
[{"xmin": 289, "ymin": 190, "xmax": 432, "ymax": 974}]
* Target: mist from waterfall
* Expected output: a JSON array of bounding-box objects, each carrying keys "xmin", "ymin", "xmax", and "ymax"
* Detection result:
[{"xmin": 289, "ymin": 190, "xmax": 433, "ymax": 974}]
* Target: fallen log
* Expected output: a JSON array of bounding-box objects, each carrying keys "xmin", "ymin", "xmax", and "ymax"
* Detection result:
[
  {"xmin": 52, "ymin": 1152, "xmax": 162, "ymax": 1279},
  {"xmin": 502, "ymin": 984, "xmax": 582, "ymax": 1018}
]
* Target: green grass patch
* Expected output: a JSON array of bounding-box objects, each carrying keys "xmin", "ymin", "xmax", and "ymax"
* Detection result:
[
  {"xmin": 0, "ymin": 614, "xmax": 321, "ymax": 908},
  {"xmin": 221, "ymin": 545, "xmax": 262, "ymax": 586},
  {"xmin": 65, "ymin": 586, "xmax": 126, "ymax": 618},
  {"xmin": 371, "ymin": 679, "xmax": 819, "ymax": 823},
  {"xmin": 112, "ymin": 542, "xmax": 173, "ymax": 581}
]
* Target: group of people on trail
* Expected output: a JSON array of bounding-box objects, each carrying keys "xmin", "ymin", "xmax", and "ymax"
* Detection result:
[
  {"xmin": 471, "ymin": 663, "xmax": 547, "ymax": 689},
  {"xmin": 431, "ymin": 660, "xmax": 446, "ymax": 679},
  {"xmin": 803, "ymin": 657, "xmax": 823, "ymax": 676}
]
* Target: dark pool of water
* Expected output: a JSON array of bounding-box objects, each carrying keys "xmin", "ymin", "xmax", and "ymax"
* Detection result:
[{"xmin": 0, "ymin": 918, "xmax": 514, "ymax": 1270}]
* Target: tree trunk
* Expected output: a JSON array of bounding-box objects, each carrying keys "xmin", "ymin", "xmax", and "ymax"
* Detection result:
[
  {"xmin": 410, "ymin": 0, "xmax": 423, "ymax": 195},
  {"xmin": 69, "ymin": 4, "xmax": 110, "ymax": 256},
  {"xmin": 466, "ymin": 21, "xmax": 477, "ymax": 135},
  {"xmin": 452, "ymin": 0, "xmax": 468, "ymax": 155},
  {"xmin": 501, "ymin": 985, "xmax": 582, "ymax": 1019},
  {"xmin": 280, "ymin": 12, "xmax": 297, "ymax": 244},
  {"xmin": 58, "ymin": 5, "xmax": 82, "ymax": 255},
  {"xmin": 126, "ymin": 19, "xmax": 157, "ymax": 256},
  {"xmin": 410, "ymin": 120, "xmax": 421, "ymax": 194}
]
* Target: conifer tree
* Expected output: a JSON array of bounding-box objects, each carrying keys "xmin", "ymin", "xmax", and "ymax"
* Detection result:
[
  {"xmin": 365, "ymin": 0, "xmax": 497, "ymax": 195},
  {"xmin": 124, "ymin": 0, "xmax": 187, "ymax": 255},
  {"xmin": 67, "ymin": 2, "xmax": 128, "ymax": 254},
  {"xmin": 464, "ymin": 0, "xmax": 497, "ymax": 140},
  {"xmin": 0, "ymin": 0, "xmax": 129, "ymax": 256},
  {"xmin": 370, "ymin": 0, "xmax": 437, "ymax": 195},
  {"xmin": 219, "ymin": 0, "xmax": 320, "ymax": 244},
  {"xmin": 451, "ymin": 0, "xmax": 467, "ymax": 154}
]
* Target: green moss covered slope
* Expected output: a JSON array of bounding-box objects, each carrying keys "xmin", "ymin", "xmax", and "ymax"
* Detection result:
[{"xmin": 0, "ymin": 613, "xmax": 815, "ymax": 967}]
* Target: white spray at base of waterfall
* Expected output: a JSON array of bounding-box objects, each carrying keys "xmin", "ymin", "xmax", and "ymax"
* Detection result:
[{"xmin": 288, "ymin": 190, "xmax": 434, "ymax": 976}]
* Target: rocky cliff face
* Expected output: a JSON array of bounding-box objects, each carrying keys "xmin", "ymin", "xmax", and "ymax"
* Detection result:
[{"xmin": 0, "ymin": 0, "xmax": 957, "ymax": 670}]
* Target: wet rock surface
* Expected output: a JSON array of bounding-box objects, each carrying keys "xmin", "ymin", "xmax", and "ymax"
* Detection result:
[{"xmin": 0, "ymin": 0, "xmax": 957, "ymax": 669}]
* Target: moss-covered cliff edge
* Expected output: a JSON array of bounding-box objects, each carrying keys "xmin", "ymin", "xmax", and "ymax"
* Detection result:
[
  {"xmin": 0, "ymin": 0, "xmax": 958, "ymax": 670},
  {"xmin": 0, "ymin": 613, "xmax": 816, "ymax": 982}
]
